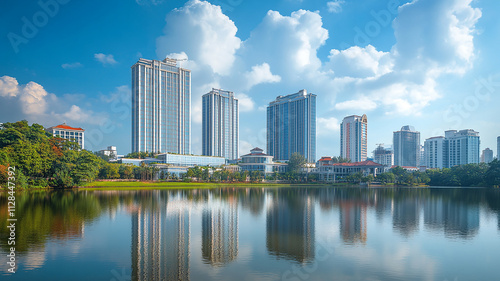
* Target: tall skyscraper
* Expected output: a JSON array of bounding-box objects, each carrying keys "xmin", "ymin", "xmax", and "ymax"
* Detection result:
[
  {"xmin": 131, "ymin": 58, "xmax": 191, "ymax": 154},
  {"xmin": 481, "ymin": 148, "xmax": 494, "ymax": 163},
  {"xmin": 443, "ymin": 129, "xmax": 480, "ymax": 167},
  {"xmin": 202, "ymin": 88, "xmax": 238, "ymax": 160},
  {"xmin": 340, "ymin": 114, "xmax": 368, "ymax": 162},
  {"xmin": 267, "ymin": 89, "xmax": 316, "ymax": 162},
  {"xmin": 393, "ymin": 125, "xmax": 420, "ymax": 167},
  {"xmin": 424, "ymin": 136, "xmax": 445, "ymax": 169}
]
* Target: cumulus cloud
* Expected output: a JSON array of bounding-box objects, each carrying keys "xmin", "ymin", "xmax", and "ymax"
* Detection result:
[
  {"xmin": 156, "ymin": 0, "xmax": 241, "ymax": 76},
  {"xmin": 94, "ymin": 53, "xmax": 117, "ymax": 65},
  {"xmin": 0, "ymin": 76, "xmax": 20, "ymax": 97},
  {"xmin": 20, "ymin": 81, "xmax": 48, "ymax": 115},
  {"xmin": 235, "ymin": 93, "xmax": 255, "ymax": 112},
  {"xmin": 317, "ymin": 117, "xmax": 340, "ymax": 135},
  {"xmin": 244, "ymin": 63, "xmax": 281, "ymax": 90},
  {"xmin": 327, "ymin": 45, "xmax": 393, "ymax": 78},
  {"xmin": 243, "ymin": 9, "xmax": 328, "ymax": 78},
  {"xmin": 334, "ymin": 98, "xmax": 378, "ymax": 111},
  {"xmin": 326, "ymin": 0, "xmax": 481, "ymax": 116},
  {"xmin": 0, "ymin": 76, "xmax": 106, "ymax": 126},
  {"xmin": 327, "ymin": 0, "xmax": 345, "ymax": 13},
  {"xmin": 61, "ymin": 62, "xmax": 83, "ymax": 69}
]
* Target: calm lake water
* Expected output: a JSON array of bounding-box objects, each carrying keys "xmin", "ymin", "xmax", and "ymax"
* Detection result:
[{"xmin": 1, "ymin": 187, "xmax": 500, "ymax": 281}]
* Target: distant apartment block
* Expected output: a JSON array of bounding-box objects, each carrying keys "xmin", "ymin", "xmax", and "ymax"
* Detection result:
[
  {"xmin": 340, "ymin": 114, "xmax": 368, "ymax": 162},
  {"xmin": 46, "ymin": 123, "xmax": 84, "ymax": 149},
  {"xmin": 393, "ymin": 125, "xmax": 420, "ymax": 168},
  {"xmin": 424, "ymin": 136, "xmax": 445, "ymax": 169},
  {"xmin": 131, "ymin": 58, "xmax": 191, "ymax": 154},
  {"xmin": 202, "ymin": 88, "xmax": 238, "ymax": 160},
  {"xmin": 481, "ymin": 148, "xmax": 493, "ymax": 163},
  {"xmin": 373, "ymin": 145, "xmax": 394, "ymax": 167},
  {"xmin": 444, "ymin": 129, "xmax": 480, "ymax": 167},
  {"xmin": 267, "ymin": 89, "xmax": 316, "ymax": 162},
  {"xmin": 424, "ymin": 129, "xmax": 480, "ymax": 169},
  {"xmin": 98, "ymin": 146, "xmax": 118, "ymax": 160}
]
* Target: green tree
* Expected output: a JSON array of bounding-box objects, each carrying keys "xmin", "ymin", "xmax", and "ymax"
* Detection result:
[
  {"xmin": 485, "ymin": 159, "xmax": 500, "ymax": 187},
  {"xmin": 288, "ymin": 152, "xmax": 306, "ymax": 174}
]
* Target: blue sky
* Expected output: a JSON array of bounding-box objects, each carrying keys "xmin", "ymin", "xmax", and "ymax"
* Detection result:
[{"xmin": 1, "ymin": 0, "xmax": 499, "ymax": 159}]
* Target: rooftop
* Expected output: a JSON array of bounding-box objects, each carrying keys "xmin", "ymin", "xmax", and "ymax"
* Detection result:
[{"xmin": 48, "ymin": 123, "xmax": 84, "ymax": 131}]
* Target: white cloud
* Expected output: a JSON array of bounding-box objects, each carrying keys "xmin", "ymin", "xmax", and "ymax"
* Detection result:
[
  {"xmin": 334, "ymin": 98, "xmax": 378, "ymax": 111},
  {"xmin": 20, "ymin": 81, "xmax": 48, "ymax": 115},
  {"xmin": 61, "ymin": 105, "xmax": 91, "ymax": 121},
  {"xmin": 243, "ymin": 9, "xmax": 328, "ymax": 78},
  {"xmin": 244, "ymin": 63, "xmax": 281, "ymax": 90},
  {"xmin": 94, "ymin": 53, "xmax": 117, "ymax": 65},
  {"xmin": 317, "ymin": 117, "xmax": 340, "ymax": 135},
  {"xmin": 61, "ymin": 62, "xmax": 83, "ymax": 69},
  {"xmin": 327, "ymin": 45, "xmax": 393, "ymax": 78},
  {"xmin": 239, "ymin": 140, "xmax": 254, "ymax": 156},
  {"xmin": 235, "ymin": 93, "xmax": 255, "ymax": 112},
  {"xmin": 327, "ymin": 0, "xmax": 345, "ymax": 13},
  {"xmin": 0, "ymin": 76, "xmax": 20, "ymax": 97},
  {"xmin": 156, "ymin": 0, "xmax": 241, "ymax": 76}
]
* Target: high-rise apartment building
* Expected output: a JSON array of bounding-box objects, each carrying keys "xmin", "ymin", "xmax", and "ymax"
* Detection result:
[
  {"xmin": 202, "ymin": 88, "xmax": 238, "ymax": 160},
  {"xmin": 340, "ymin": 114, "xmax": 368, "ymax": 162},
  {"xmin": 424, "ymin": 136, "xmax": 445, "ymax": 169},
  {"xmin": 267, "ymin": 89, "xmax": 316, "ymax": 162},
  {"xmin": 481, "ymin": 148, "xmax": 494, "ymax": 163},
  {"xmin": 444, "ymin": 129, "xmax": 480, "ymax": 167},
  {"xmin": 131, "ymin": 58, "xmax": 191, "ymax": 154},
  {"xmin": 393, "ymin": 126, "xmax": 420, "ymax": 167}
]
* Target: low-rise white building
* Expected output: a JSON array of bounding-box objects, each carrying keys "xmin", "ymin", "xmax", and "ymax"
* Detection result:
[
  {"xmin": 316, "ymin": 157, "xmax": 384, "ymax": 182},
  {"xmin": 238, "ymin": 147, "xmax": 287, "ymax": 175},
  {"xmin": 46, "ymin": 123, "xmax": 85, "ymax": 149}
]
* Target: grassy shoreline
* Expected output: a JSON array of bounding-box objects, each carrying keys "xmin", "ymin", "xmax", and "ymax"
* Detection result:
[{"xmin": 79, "ymin": 180, "xmax": 333, "ymax": 190}]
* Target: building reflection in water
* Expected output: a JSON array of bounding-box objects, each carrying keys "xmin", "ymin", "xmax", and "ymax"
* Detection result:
[
  {"xmin": 392, "ymin": 197, "xmax": 420, "ymax": 237},
  {"xmin": 202, "ymin": 200, "xmax": 239, "ymax": 266},
  {"xmin": 131, "ymin": 192, "xmax": 190, "ymax": 281},
  {"xmin": 266, "ymin": 191, "xmax": 315, "ymax": 263},
  {"xmin": 339, "ymin": 201, "xmax": 367, "ymax": 244}
]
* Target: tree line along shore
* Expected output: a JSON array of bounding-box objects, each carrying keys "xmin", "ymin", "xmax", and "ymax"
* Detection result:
[{"xmin": 1, "ymin": 121, "xmax": 499, "ymax": 189}]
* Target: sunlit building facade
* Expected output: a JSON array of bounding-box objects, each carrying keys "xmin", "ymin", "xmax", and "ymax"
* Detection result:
[
  {"xmin": 340, "ymin": 114, "xmax": 368, "ymax": 162},
  {"xmin": 443, "ymin": 129, "xmax": 480, "ymax": 167},
  {"xmin": 267, "ymin": 89, "xmax": 316, "ymax": 162},
  {"xmin": 46, "ymin": 123, "xmax": 85, "ymax": 149},
  {"xmin": 131, "ymin": 58, "xmax": 191, "ymax": 154},
  {"xmin": 202, "ymin": 88, "xmax": 238, "ymax": 160}
]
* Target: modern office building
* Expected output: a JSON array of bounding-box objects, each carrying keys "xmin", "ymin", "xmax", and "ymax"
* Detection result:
[
  {"xmin": 202, "ymin": 88, "xmax": 238, "ymax": 160},
  {"xmin": 156, "ymin": 153, "xmax": 226, "ymax": 167},
  {"xmin": 267, "ymin": 89, "xmax": 316, "ymax": 162},
  {"xmin": 481, "ymin": 148, "xmax": 493, "ymax": 163},
  {"xmin": 373, "ymin": 145, "xmax": 394, "ymax": 167},
  {"xmin": 46, "ymin": 123, "xmax": 85, "ymax": 149},
  {"xmin": 424, "ymin": 136, "xmax": 445, "ymax": 169},
  {"xmin": 340, "ymin": 114, "xmax": 368, "ymax": 162},
  {"xmin": 393, "ymin": 125, "xmax": 420, "ymax": 167},
  {"xmin": 131, "ymin": 58, "xmax": 191, "ymax": 154},
  {"xmin": 444, "ymin": 129, "xmax": 480, "ymax": 167}
]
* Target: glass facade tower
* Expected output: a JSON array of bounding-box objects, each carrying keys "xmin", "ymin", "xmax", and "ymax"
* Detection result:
[
  {"xmin": 202, "ymin": 88, "xmax": 239, "ymax": 160},
  {"xmin": 131, "ymin": 58, "xmax": 191, "ymax": 154},
  {"xmin": 340, "ymin": 115, "xmax": 368, "ymax": 162},
  {"xmin": 393, "ymin": 125, "xmax": 420, "ymax": 167},
  {"xmin": 267, "ymin": 89, "xmax": 316, "ymax": 162}
]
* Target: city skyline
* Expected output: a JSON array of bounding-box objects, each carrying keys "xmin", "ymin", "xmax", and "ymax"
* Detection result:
[{"xmin": 1, "ymin": 0, "xmax": 499, "ymax": 158}]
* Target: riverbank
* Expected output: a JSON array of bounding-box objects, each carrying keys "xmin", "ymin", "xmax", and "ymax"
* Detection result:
[{"xmin": 79, "ymin": 180, "xmax": 332, "ymax": 190}]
